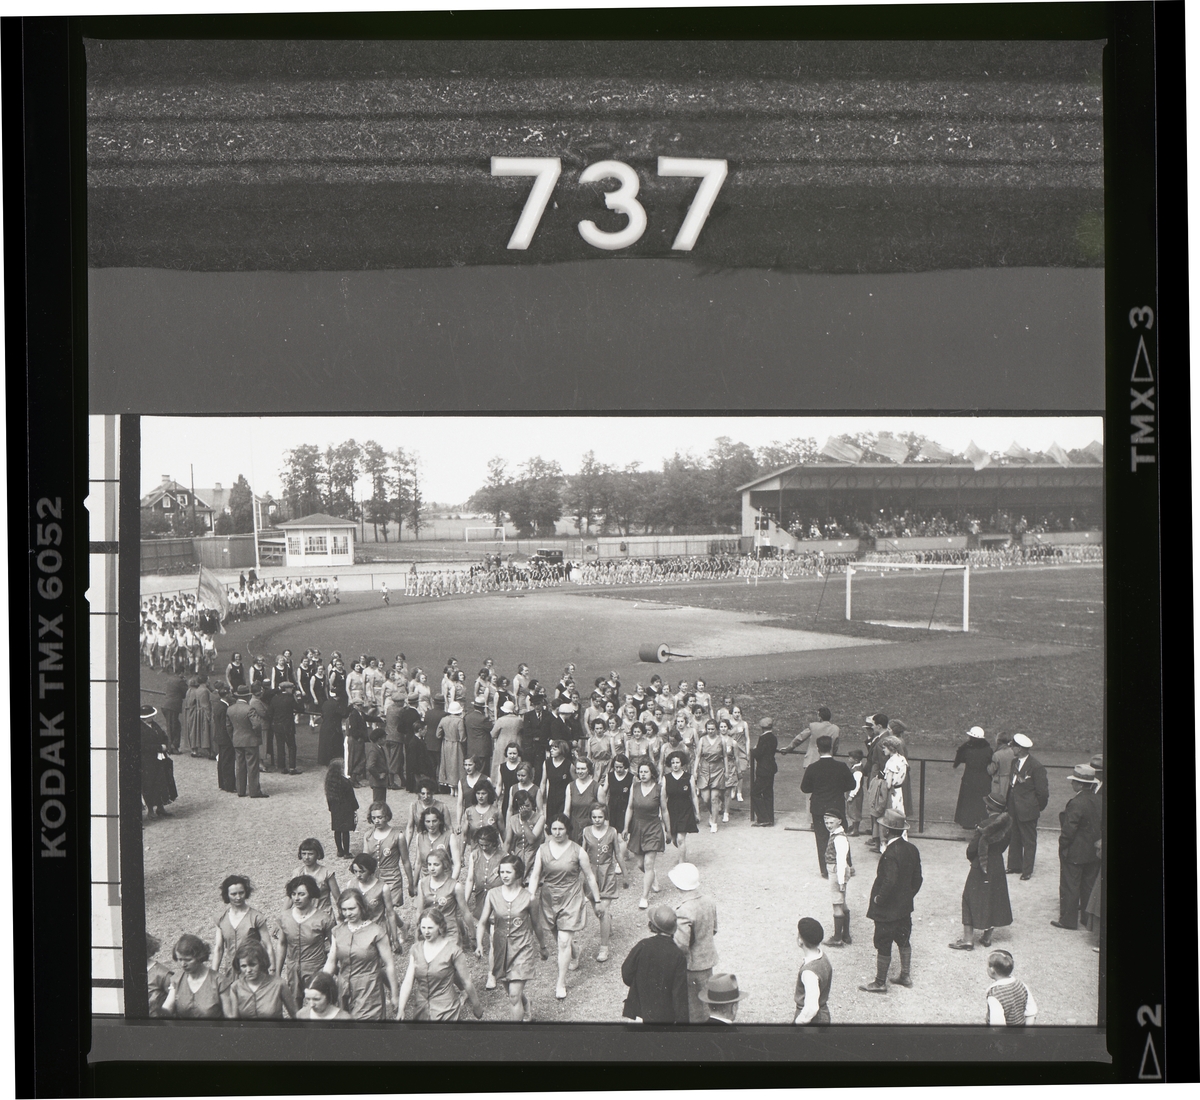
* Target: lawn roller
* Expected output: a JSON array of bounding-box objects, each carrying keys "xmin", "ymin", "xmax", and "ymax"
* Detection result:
[{"xmin": 638, "ymin": 642, "xmax": 693, "ymax": 663}]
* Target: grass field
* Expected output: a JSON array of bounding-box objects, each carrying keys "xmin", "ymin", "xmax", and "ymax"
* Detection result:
[{"xmin": 137, "ymin": 563, "xmax": 1101, "ymax": 1024}]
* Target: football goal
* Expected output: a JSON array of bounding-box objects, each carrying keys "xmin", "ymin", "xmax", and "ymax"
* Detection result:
[
  {"xmin": 465, "ymin": 526, "xmax": 505, "ymax": 543},
  {"xmin": 845, "ymin": 561, "xmax": 970, "ymax": 632}
]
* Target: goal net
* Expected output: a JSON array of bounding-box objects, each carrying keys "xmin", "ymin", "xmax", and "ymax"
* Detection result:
[
  {"xmin": 845, "ymin": 561, "xmax": 970, "ymax": 632},
  {"xmin": 464, "ymin": 526, "xmax": 505, "ymax": 543}
]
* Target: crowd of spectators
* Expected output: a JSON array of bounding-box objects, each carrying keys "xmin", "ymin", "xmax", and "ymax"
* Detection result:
[
  {"xmin": 785, "ymin": 508, "xmax": 1100, "ymax": 542},
  {"xmin": 862, "ymin": 544, "xmax": 1103, "ymax": 568}
]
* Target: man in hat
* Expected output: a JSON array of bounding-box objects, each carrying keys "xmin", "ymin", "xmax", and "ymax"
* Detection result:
[
  {"xmin": 698, "ymin": 973, "xmax": 748, "ymax": 1024},
  {"xmin": 519, "ymin": 692, "xmax": 554, "ymax": 785},
  {"xmin": 463, "ymin": 695, "xmax": 494, "ymax": 775},
  {"xmin": 343, "ymin": 701, "xmax": 371, "ymax": 786},
  {"xmin": 1005, "ymin": 734, "xmax": 1049, "ymax": 879},
  {"xmin": 670, "ymin": 862, "xmax": 719, "ymax": 1023},
  {"xmin": 859, "ymin": 807, "xmax": 923, "ymax": 993},
  {"xmin": 799, "ymin": 736, "xmax": 856, "ymax": 878},
  {"xmin": 268, "ymin": 683, "xmax": 302, "ymax": 775},
  {"xmin": 1089, "ymin": 754, "xmax": 1103, "ymax": 794},
  {"xmin": 621, "ymin": 905, "xmax": 689, "ymax": 1023},
  {"xmin": 750, "ymin": 717, "xmax": 779, "ymax": 826},
  {"xmin": 1051, "ymin": 764, "xmax": 1101, "ymax": 930},
  {"xmin": 228, "ymin": 684, "xmax": 267, "ymax": 798},
  {"xmin": 139, "ymin": 705, "xmax": 175, "ymax": 818},
  {"xmin": 397, "ymin": 691, "xmax": 429, "ymax": 792},
  {"xmin": 490, "ymin": 698, "xmax": 523, "ymax": 787},
  {"xmin": 211, "ymin": 681, "xmax": 236, "ymax": 793},
  {"xmin": 863, "ymin": 713, "xmax": 890, "ymax": 849},
  {"xmin": 988, "ymin": 731, "xmax": 1016, "ymax": 803}
]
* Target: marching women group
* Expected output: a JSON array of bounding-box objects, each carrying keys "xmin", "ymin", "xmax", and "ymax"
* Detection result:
[{"xmin": 144, "ymin": 636, "xmax": 1099, "ymax": 1026}]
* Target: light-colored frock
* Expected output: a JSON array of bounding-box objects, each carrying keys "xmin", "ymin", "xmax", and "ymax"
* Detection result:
[{"xmin": 537, "ymin": 840, "xmax": 587, "ymax": 933}]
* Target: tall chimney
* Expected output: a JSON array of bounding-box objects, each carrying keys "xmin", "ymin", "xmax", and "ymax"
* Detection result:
[{"xmin": 161, "ymin": 474, "xmax": 170, "ymax": 486}]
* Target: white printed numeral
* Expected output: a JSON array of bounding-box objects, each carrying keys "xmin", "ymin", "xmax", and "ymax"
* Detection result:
[
  {"xmin": 491, "ymin": 156, "xmax": 562, "ymax": 250},
  {"xmin": 577, "ymin": 160, "xmax": 647, "ymax": 250},
  {"xmin": 657, "ymin": 157, "xmax": 728, "ymax": 251}
]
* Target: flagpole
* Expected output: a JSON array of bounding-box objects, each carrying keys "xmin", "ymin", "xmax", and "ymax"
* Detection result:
[{"xmin": 248, "ymin": 427, "xmax": 261, "ymax": 573}]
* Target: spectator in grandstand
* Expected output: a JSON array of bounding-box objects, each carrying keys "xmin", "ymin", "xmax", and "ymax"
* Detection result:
[
  {"xmin": 750, "ymin": 718, "xmax": 779, "ymax": 827},
  {"xmin": 953, "ymin": 727, "xmax": 994, "ymax": 830},
  {"xmin": 1005, "ymin": 734, "xmax": 1049, "ymax": 880},
  {"xmin": 800, "ymin": 737, "xmax": 856, "ymax": 879}
]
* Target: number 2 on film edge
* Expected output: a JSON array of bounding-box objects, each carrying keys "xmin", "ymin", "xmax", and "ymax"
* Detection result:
[
  {"xmin": 657, "ymin": 157, "xmax": 728, "ymax": 251},
  {"xmin": 491, "ymin": 157, "xmax": 562, "ymax": 250}
]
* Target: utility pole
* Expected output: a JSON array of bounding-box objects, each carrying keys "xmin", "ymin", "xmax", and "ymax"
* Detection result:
[{"xmin": 190, "ymin": 464, "xmax": 198, "ymax": 535}]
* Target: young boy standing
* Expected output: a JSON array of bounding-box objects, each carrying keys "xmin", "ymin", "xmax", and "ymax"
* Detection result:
[{"xmin": 985, "ymin": 950, "xmax": 1038, "ymax": 1025}]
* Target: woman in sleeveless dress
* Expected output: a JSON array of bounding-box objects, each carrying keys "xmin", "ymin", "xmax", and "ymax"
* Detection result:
[
  {"xmin": 399, "ymin": 907, "xmax": 484, "ymax": 1021},
  {"xmin": 728, "ymin": 707, "xmax": 750, "ymax": 805},
  {"xmin": 528, "ymin": 814, "xmax": 603, "ymax": 1001},
  {"xmin": 358, "ymin": 802, "xmax": 415, "ymax": 909},
  {"xmin": 162, "ymin": 934, "xmax": 223, "ymax": 1018},
  {"xmin": 496, "ymin": 743, "xmax": 524, "ymax": 818},
  {"xmin": 581, "ymin": 803, "xmax": 624, "ymax": 963},
  {"xmin": 621, "ymin": 722, "xmax": 654, "ymax": 777},
  {"xmin": 663, "ymin": 751, "xmax": 701, "ymax": 863},
  {"xmin": 718, "ymin": 718, "xmax": 742, "ymax": 820},
  {"xmin": 276, "ymin": 874, "xmax": 335, "ymax": 1003},
  {"xmin": 465, "ymin": 825, "xmax": 505, "ymax": 987},
  {"xmin": 347, "ymin": 853, "xmax": 403, "ymax": 951},
  {"xmin": 462, "ymin": 780, "xmax": 503, "ymax": 852},
  {"xmin": 295, "ymin": 971, "xmax": 351, "ymax": 1019},
  {"xmin": 541, "ymin": 741, "xmax": 573, "ymax": 821},
  {"xmin": 418, "ymin": 849, "xmax": 472, "ymax": 950},
  {"xmin": 503, "ymin": 791, "xmax": 550, "ymax": 959},
  {"xmin": 586, "ymin": 719, "xmax": 617, "ymax": 780},
  {"xmin": 212, "ymin": 875, "xmax": 274, "ymax": 989},
  {"xmin": 411, "ymin": 805, "xmax": 462, "ymax": 884},
  {"xmin": 322, "ymin": 887, "xmax": 398, "ymax": 1019},
  {"xmin": 695, "ymin": 720, "xmax": 731, "ymax": 833},
  {"xmin": 457, "ymin": 755, "xmax": 486, "ymax": 826},
  {"xmin": 623, "ymin": 761, "xmax": 668, "ymax": 909},
  {"xmin": 225, "ymin": 939, "xmax": 299, "ymax": 1019},
  {"xmin": 293, "ymin": 838, "xmax": 340, "ymax": 915},
  {"xmin": 566, "ymin": 758, "xmax": 606, "ymax": 842},
  {"xmin": 476, "ymin": 853, "xmax": 538, "ymax": 1021}
]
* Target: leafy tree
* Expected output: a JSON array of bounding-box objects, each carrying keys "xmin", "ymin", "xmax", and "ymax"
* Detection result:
[
  {"xmin": 361, "ymin": 440, "xmax": 391, "ymax": 541},
  {"xmin": 140, "ymin": 507, "xmax": 171, "ymax": 538},
  {"xmin": 755, "ymin": 437, "xmax": 819, "ymax": 471},
  {"xmin": 390, "ymin": 448, "xmax": 417, "ymax": 539},
  {"xmin": 169, "ymin": 509, "xmax": 206, "ymax": 538},
  {"xmin": 704, "ymin": 437, "xmax": 759, "ymax": 528},
  {"xmin": 407, "ymin": 456, "xmax": 424, "ymax": 538},
  {"xmin": 213, "ymin": 511, "xmax": 234, "ymax": 536},
  {"xmin": 280, "ymin": 443, "xmax": 324, "ymax": 518},
  {"xmin": 466, "ymin": 457, "xmax": 511, "ymax": 529},
  {"xmin": 565, "ymin": 451, "xmax": 609, "ymax": 535},
  {"xmin": 228, "ymin": 475, "xmax": 255, "ymax": 534}
]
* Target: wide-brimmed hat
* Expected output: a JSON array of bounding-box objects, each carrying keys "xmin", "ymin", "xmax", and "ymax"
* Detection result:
[
  {"xmin": 1012, "ymin": 734, "xmax": 1033, "ymax": 750},
  {"xmin": 879, "ymin": 808, "xmax": 909, "ymax": 831},
  {"xmin": 500, "ymin": 700, "xmax": 515, "ymax": 714},
  {"xmin": 1089, "ymin": 753, "xmax": 1103, "ymax": 775},
  {"xmin": 139, "ymin": 705, "xmax": 158, "ymax": 719},
  {"xmin": 446, "ymin": 700, "xmax": 463, "ymax": 715},
  {"xmin": 698, "ymin": 973, "xmax": 750, "ymax": 1005},
  {"xmin": 557, "ymin": 702, "xmax": 577, "ymax": 716},
  {"xmin": 984, "ymin": 792, "xmax": 1007, "ymax": 813},
  {"xmin": 234, "ymin": 684, "xmax": 251, "ymax": 698},
  {"xmin": 966, "ymin": 725, "xmax": 986, "ymax": 739},
  {"xmin": 668, "ymin": 862, "xmax": 700, "ymax": 891},
  {"xmin": 1070, "ymin": 764, "xmax": 1098, "ymax": 784}
]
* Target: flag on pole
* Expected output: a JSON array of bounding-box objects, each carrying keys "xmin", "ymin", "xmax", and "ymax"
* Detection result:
[
  {"xmin": 1003, "ymin": 441, "xmax": 1036, "ymax": 461},
  {"xmin": 1083, "ymin": 440, "xmax": 1104, "ymax": 462},
  {"xmin": 917, "ymin": 439, "xmax": 954, "ymax": 462},
  {"xmin": 197, "ymin": 564, "xmax": 230, "ymax": 634},
  {"xmin": 965, "ymin": 441, "xmax": 992, "ymax": 471},
  {"xmin": 819, "ymin": 436, "xmax": 864, "ymax": 463},
  {"xmin": 1046, "ymin": 441, "xmax": 1072, "ymax": 467},
  {"xmin": 872, "ymin": 433, "xmax": 910, "ymax": 464}
]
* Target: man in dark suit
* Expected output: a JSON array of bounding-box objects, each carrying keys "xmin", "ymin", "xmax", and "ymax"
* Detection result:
[
  {"xmin": 621, "ymin": 905, "xmax": 689, "ymax": 1023},
  {"xmin": 1051, "ymin": 764, "xmax": 1102, "ymax": 930},
  {"xmin": 228, "ymin": 684, "xmax": 267, "ymax": 798},
  {"xmin": 750, "ymin": 717, "xmax": 779, "ymax": 826},
  {"xmin": 860, "ymin": 808, "xmax": 923, "ymax": 993},
  {"xmin": 799, "ymin": 735, "xmax": 855, "ymax": 878},
  {"xmin": 519, "ymin": 692, "xmax": 554, "ymax": 784},
  {"xmin": 1005, "ymin": 733, "xmax": 1050, "ymax": 879}
]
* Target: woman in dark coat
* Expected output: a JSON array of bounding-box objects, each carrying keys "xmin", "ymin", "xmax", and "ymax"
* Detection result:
[
  {"xmin": 952, "ymin": 727, "xmax": 995, "ymax": 829},
  {"xmin": 212, "ymin": 683, "xmax": 236, "ymax": 793},
  {"xmin": 949, "ymin": 792, "xmax": 1013, "ymax": 949},
  {"xmin": 317, "ymin": 695, "xmax": 346, "ymax": 767},
  {"xmin": 139, "ymin": 706, "xmax": 176, "ymax": 817},
  {"xmin": 325, "ymin": 760, "xmax": 359, "ymax": 859}
]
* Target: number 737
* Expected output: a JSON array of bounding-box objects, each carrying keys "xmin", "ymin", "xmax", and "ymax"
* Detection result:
[{"xmin": 491, "ymin": 156, "xmax": 728, "ymax": 252}]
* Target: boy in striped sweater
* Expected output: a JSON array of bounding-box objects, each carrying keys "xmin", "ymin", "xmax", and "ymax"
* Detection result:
[{"xmin": 985, "ymin": 950, "xmax": 1038, "ymax": 1025}]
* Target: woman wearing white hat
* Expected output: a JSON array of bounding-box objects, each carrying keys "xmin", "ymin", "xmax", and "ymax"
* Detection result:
[
  {"xmin": 953, "ymin": 726, "xmax": 995, "ymax": 830},
  {"xmin": 437, "ymin": 699, "xmax": 467, "ymax": 797}
]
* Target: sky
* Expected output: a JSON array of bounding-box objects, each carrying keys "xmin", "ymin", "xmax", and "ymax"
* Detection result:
[{"xmin": 140, "ymin": 415, "xmax": 1104, "ymax": 507}]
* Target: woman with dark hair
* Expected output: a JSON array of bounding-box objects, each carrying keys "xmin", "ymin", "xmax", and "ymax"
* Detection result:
[
  {"xmin": 695, "ymin": 719, "xmax": 731, "ymax": 833},
  {"xmin": 465, "ymin": 824, "xmax": 505, "ymax": 987},
  {"xmin": 582, "ymin": 803, "xmax": 624, "ymax": 962},
  {"xmin": 347, "ymin": 853, "xmax": 403, "ymax": 951},
  {"xmin": 295, "ymin": 971, "xmax": 350, "ymax": 1019},
  {"xmin": 953, "ymin": 727, "xmax": 995, "ymax": 830},
  {"xmin": 161, "ymin": 934, "xmax": 223, "ymax": 1018},
  {"xmin": 496, "ymin": 743, "xmax": 524, "ymax": 817},
  {"xmin": 541, "ymin": 740, "xmax": 573, "ymax": 821},
  {"xmin": 663, "ymin": 750, "xmax": 701, "ymax": 860},
  {"xmin": 606, "ymin": 755, "xmax": 634, "ymax": 846},
  {"xmin": 405, "ymin": 776, "xmax": 451, "ymax": 846},
  {"xmin": 276, "ymin": 874, "xmax": 334, "ymax": 1004},
  {"xmin": 398, "ymin": 907, "xmax": 485, "ymax": 1021},
  {"xmin": 567, "ymin": 757, "xmax": 606, "ymax": 842},
  {"xmin": 324, "ymin": 761, "xmax": 359, "ymax": 859},
  {"xmin": 359, "ymin": 801, "xmax": 415, "ymax": 908},
  {"xmin": 293, "ymin": 838, "xmax": 340, "ymax": 914},
  {"xmin": 621, "ymin": 722, "xmax": 653, "ymax": 777},
  {"xmin": 529, "ymin": 813, "xmax": 603, "ymax": 1001},
  {"xmin": 462, "ymin": 779, "xmax": 502, "ymax": 851},
  {"xmin": 511, "ymin": 761, "xmax": 541, "ymax": 819},
  {"xmin": 212, "ymin": 875, "xmax": 273, "ymax": 985},
  {"xmin": 623, "ymin": 760, "xmax": 667, "ymax": 909},
  {"xmin": 476, "ymin": 853, "xmax": 537, "ymax": 1021},
  {"xmin": 418, "ymin": 848, "xmax": 472, "ymax": 949},
  {"xmin": 728, "ymin": 705, "xmax": 750, "ymax": 805},
  {"xmin": 586, "ymin": 717, "xmax": 617, "ymax": 779},
  {"xmin": 224, "ymin": 939, "xmax": 299, "ymax": 1019},
  {"xmin": 504, "ymin": 790, "xmax": 545, "ymax": 884},
  {"xmin": 950, "ymin": 792, "xmax": 1014, "ymax": 950},
  {"xmin": 323, "ymin": 887, "xmax": 399, "ymax": 1019},
  {"xmin": 411, "ymin": 804, "xmax": 463, "ymax": 884},
  {"xmin": 457, "ymin": 755, "xmax": 487, "ymax": 822}
]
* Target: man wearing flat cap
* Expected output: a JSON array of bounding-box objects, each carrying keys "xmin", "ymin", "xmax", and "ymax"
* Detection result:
[
  {"xmin": 1051, "ymin": 764, "xmax": 1101, "ymax": 931},
  {"xmin": 620, "ymin": 905, "xmax": 688, "ymax": 1023},
  {"xmin": 750, "ymin": 717, "xmax": 779, "ymax": 827},
  {"xmin": 1005, "ymin": 734, "xmax": 1049, "ymax": 879},
  {"xmin": 859, "ymin": 808, "xmax": 923, "ymax": 993}
]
